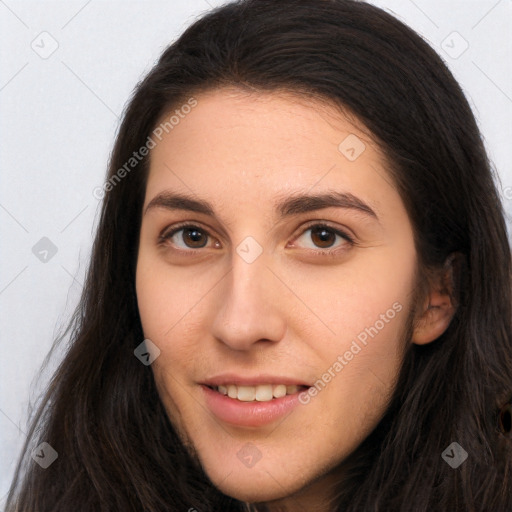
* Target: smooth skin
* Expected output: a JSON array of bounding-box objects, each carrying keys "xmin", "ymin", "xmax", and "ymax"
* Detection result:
[{"xmin": 136, "ymin": 88, "xmax": 455, "ymax": 511}]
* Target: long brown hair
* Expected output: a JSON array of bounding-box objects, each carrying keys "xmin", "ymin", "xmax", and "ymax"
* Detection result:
[{"xmin": 6, "ymin": 1, "xmax": 512, "ymax": 510}]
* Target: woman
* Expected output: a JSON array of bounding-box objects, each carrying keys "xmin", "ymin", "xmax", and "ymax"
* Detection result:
[{"xmin": 5, "ymin": 0, "xmax": 512, "ymax": 510}]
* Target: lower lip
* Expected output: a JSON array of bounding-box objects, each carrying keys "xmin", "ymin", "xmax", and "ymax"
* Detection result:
[{"xmin": 201, "ymin": 385, "xmax": 305, "ymax": 427}]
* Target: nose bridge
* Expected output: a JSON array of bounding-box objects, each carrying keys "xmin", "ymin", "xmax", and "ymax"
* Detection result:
[
  {"xmin": 231, "ymin": 237, "xmax": 268, "ymax": 302},
  {"xmin": 211, "ymin": 235, "xmax": 287, "ymax": 350}
]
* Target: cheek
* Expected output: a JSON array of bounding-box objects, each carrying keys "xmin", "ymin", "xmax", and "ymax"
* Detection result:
[
  {"xmin": 280, "ymin": 243, "xmax": 415, "ymax": 353},
  {"xmin": 135, "ymin": 255, "xmax": 219, "ymax": 391},
  {"xmin": 292, "ymin": 251, "xmax": 414, "ymax": 422},
  {"xmin": 135, "ymin": 253, "xmax": 208, "ymax": 340}
]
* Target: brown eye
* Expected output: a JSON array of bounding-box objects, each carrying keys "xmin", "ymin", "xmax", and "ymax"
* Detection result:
[
  {"xmin": 182, "ymin": 227, "xmax": 208, "ymax": 248},
  {"xmin": 310, "ymin": 226, "xmax": 337, "ymax": 248},
  {"xmin": 292, "ymin": 224, "xmax": 354, "ymax": 253},
  {"xmin": 162, "ymin": 225, "xmax": 211, "ymax": 249}
]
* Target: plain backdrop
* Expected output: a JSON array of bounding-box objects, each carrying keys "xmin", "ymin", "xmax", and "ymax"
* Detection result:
[{"xmin": 1, "ymin": 0, "xmax": 511, "ymax": 505}]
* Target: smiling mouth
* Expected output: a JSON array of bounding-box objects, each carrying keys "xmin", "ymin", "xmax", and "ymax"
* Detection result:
[{"xmin": 207, "ymin": 384, "xmax": 309, "ymax": 402}]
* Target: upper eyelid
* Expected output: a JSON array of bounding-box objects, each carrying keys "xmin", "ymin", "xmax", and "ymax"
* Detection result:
[
  {"xmin": 293, "ymin": 220, "xmax": 355, "ymax": 242},
  {"xmin": 159, "ymin": 222, "xmax": 220, "ymax": 250},
  {"xmin": 161, "ymin": 222, "xmax": 216, "ymax": 241}
]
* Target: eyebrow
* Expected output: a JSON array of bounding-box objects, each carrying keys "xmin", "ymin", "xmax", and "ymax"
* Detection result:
[{"xmin": 144, "ymin": 190, "xmax": 378, "ymax": 220}]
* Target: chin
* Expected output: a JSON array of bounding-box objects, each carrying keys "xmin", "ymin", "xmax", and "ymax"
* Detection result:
[
  {"xmin": 202, "ymin": 458, "xmax": 314, "ymax": 503},
  {"xmin": 214, "ymin": 477, "xmax": 294, "ymax": 503}
]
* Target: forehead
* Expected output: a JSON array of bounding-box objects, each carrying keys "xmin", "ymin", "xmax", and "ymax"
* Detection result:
[
  {"xmin": 151, "ymin": 87, "xmax": 372, "ymax": 160},
  {"xmin": 144, "ymin": 87, "xmax": 401, "ymax": 224}
]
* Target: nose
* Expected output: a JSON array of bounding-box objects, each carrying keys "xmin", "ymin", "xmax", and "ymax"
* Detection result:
[{"xmin": 210, "ymin": 246, "xmax": 287, "ymax": 351}]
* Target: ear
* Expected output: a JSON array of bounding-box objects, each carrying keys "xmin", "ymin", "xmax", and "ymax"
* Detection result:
[{"xmin": 412, "ymin": 254, "xmax": 458, "ymax": 345}]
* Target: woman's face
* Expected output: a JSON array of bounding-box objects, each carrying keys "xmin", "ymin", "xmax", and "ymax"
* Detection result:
[{"xmin": 136, "ymin": 88, "xmax": 418, "ymax": 506}]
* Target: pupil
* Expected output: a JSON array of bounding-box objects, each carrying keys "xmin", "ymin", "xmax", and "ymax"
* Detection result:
[
  {"xmin": 312, "ymin": 226, "xmax": 335, "ymax": 248},
  {"xmin": 185, "ymin": 228, "xmax": 207, "ymax": 247}
]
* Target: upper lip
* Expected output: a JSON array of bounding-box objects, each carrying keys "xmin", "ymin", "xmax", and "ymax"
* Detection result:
[{"xmin": 201, "ymin": 374, "xmax": 311, "ymax": 387}]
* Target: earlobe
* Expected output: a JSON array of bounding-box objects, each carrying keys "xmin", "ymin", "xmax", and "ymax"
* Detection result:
[
  {"xmin": 412, "ymin": 255, "xmax": 459, "ymax": 346},
  {"xmin": 411, "ymin": 294, "xmax": 456, "ymax": 345}
]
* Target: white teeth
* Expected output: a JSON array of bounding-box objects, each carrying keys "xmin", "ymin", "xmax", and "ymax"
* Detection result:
[
  {"xmin": 273, "ymin": 384, "xmax": 287, "ymax": 398},
  {"xmin": 237, "ymin": 386, "xmax": 256, "ymax": 401},
  {"xmin": 255, "ymin": 385, "xmax": 273, "ymax": 401},
  {"xmin": 214, "ymin": 383, "xmax": 302, "ymax": 402},
  {"xmin": 227, "ymin": 385, "xmax": 237, "ymax": 399}
]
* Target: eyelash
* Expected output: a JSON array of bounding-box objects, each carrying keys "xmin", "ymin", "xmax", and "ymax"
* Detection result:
[{"xmin": 158, "ymin": 221, "xmax": 356, "ymax": 257}]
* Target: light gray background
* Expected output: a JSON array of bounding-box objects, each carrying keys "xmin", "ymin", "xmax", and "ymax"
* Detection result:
[{"xmin": 1, "ymin": 0, "xmax": 511, "ymax": 505}]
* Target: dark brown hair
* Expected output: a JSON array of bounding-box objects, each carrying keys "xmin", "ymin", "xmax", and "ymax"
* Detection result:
[{"xmin": 6, "ymin": 0, "xmax": 512, "ymax": 510}]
